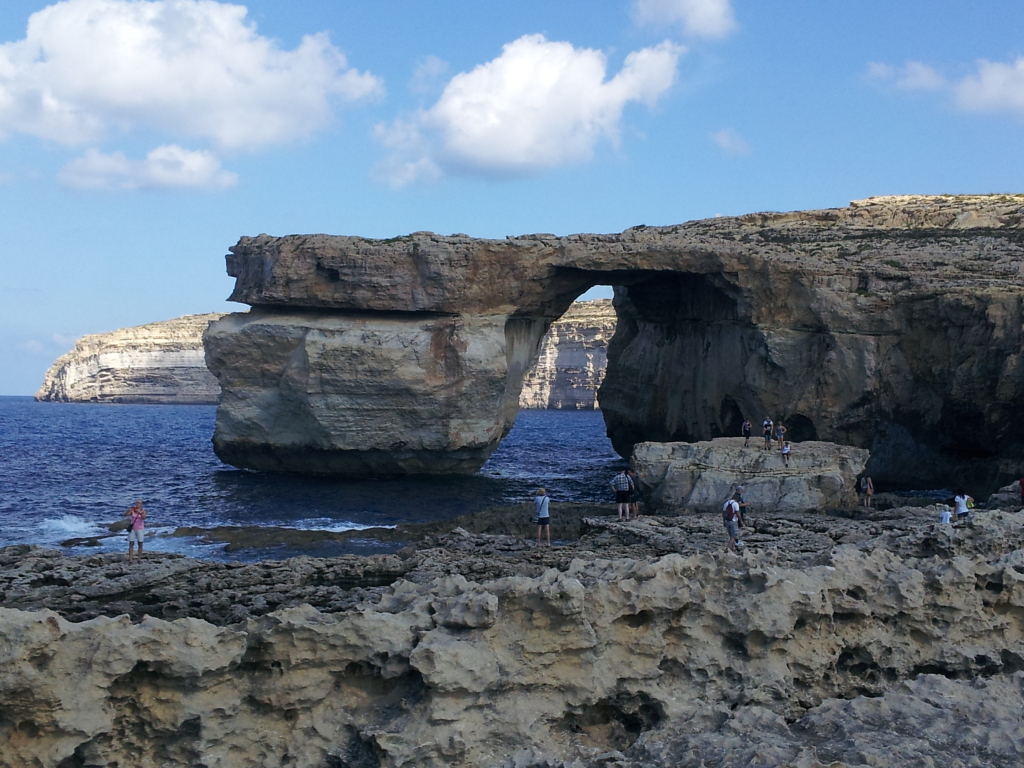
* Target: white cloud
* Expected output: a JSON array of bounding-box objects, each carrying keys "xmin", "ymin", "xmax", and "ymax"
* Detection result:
[
  {"xmin": 867, "ymin": 61, "xmax": 945, "ymax": 91},
  {"xmin": 375, "ymin": 35, "xmax": 683, "ymax": 187},
  {"xmin": 18, "ymin": 339, "xmax": 45, "ymax": 354},
  {"xmin": 632, "ymin": 0, "xmax": 736, "ymax": 39},
  {"xmin": 711, "ymin": 128, "xmax": 749, "ymax": 155},
  {"xmin": 0, "ymin": 0, "xmax": 382, "ymax": 150},
  {"xmin": 59, "ymin": 144, "xmax": 237, "ymax": 190},
  {"xmin": 955, "ymin": 58, "xmax": 1024, "ymax": 116},
  {"xmin": 410, "ymin": 55, "xmax": 449, "ymax": 94}
]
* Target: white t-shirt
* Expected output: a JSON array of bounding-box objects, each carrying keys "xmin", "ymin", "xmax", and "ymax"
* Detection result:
[
  {"xmin": 940, "ymin": 508, "xmax": 952, "ymax": 524},
  {"xmin": 953, "ymin": 495, "xmax": 970, "ymax": 515}
]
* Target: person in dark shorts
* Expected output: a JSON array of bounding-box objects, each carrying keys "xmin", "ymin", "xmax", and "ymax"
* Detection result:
[
  {"xmin": 534, "ymin": 488, "xmax": 551, "ymax": 545},
  {"xmin": 741, "ymin": 419, "xmax": 752, "ymax": 447},
  {"xmin": 762, "ymin": 417, "xmax": 774, "ymax": 450},
  {"xmin": 858, "ymin": 475, "xmax": 874, "ymax": 507},
  {"xmin": 611, "ymin": 469, "xmax": 634, "ymax": 521},
  {"xmin": 781, "ymin": 441, "xmax": 792, "ymax": 467},
  {"xmin": 627, "ymin": 469, "xmax": 642, "ymax": 519}
]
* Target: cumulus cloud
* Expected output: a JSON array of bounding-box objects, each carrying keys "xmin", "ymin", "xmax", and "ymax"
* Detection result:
[
  {"xmin": 631, "ymin": 0, "xmax": 736, "ymax": 39},
  {"xmin": 954, "ymin": 58, "xmax": 1024, "ymax": 116},
  {"xmin": 59, "ymin": 144, "xmax": 238, "ymax": 190},
  {"xmin": 0, "ymin": 0, "xmax": 382, "ymax": 150},
  {"xmin": 375, "ymin": 34, "xmax": 683, "ymax": 187},
  {"xmin": 867, "ymin": 61, "xmax": 946, "ymax": 91},
  {"xmin": 711, "ymin": 128, "xmax": 749, "ymax": 155}
]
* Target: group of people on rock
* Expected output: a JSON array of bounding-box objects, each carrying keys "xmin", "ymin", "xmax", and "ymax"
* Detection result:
[{"xmin": 741, "ymin": 417, "xmax": 793, "ymax": 465}]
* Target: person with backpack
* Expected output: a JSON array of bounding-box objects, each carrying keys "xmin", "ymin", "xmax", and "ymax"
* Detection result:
[
  {"xmin": 723, "ymin": 493, "xmax": 745, "ymax": 552},
  {"xmin": 124, "ymin": 500, "xmax": 147, "ymax": 564},
  {"xmin": 858, "ymin": 476, "xmax": 874, "ymax": 507},
  {"xmin": 611, "ymin": 469, "xmax": 635, "ymax": 521}
]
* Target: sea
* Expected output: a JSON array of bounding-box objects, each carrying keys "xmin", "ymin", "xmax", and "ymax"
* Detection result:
[{"xmin": 0, "ymin": 396, "xmax": 621, "ymax": 561}]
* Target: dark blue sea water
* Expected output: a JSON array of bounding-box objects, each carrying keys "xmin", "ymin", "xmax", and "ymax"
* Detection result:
[{"xmin": 0, "ymin": 397, "xmax": 620, "ymax": 560}]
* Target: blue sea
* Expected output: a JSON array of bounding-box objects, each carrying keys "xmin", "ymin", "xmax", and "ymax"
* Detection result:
[{"xmin": 0, "ymin": 397, "xmax": 621, "ymax": 560}]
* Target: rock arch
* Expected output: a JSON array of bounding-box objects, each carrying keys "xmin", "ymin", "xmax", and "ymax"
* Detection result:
[{"xmin": 204, "ymin": 195, "xmax": 1024, "ymax": 489}]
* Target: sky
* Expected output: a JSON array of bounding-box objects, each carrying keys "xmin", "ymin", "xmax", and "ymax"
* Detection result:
[{"xmin": 3, "ymin": 0, "xmax": 1024, "ymax": 394}]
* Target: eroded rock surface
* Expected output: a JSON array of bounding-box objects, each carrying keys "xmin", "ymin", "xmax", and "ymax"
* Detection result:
[
  {"xmin": 519, "ymin": 299, "xmax": 614, "ymax": 410},
  {"xmin": 3, "ymin": 508, "xmax": 1023, "ymax": 767},
  {"xmin": 36, "ymin": 314, "xmax": 224, "ymax": 404},
  {"xmin": 633, "ymin": 437, "xmax": 869, "ymax": 512},
  {"xmin": 210, "ymin": 195, "xmax": 1024, "ymax": 487}
]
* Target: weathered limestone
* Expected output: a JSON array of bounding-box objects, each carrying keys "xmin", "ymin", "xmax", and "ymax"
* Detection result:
[
  {"xmin": 36, "ymin": 314, "xmax": 224, "ymax": 404},
  {"xmin": 209, "ymin": 195, "xmax": 1024, "ymax": 486},
  {"xmin": 2, "ymin": 508, "xmax": 1023, "ymax": 767},
  {"xmin": 632, "ymin": 437, "xmax": 869, "ymax": 512},
  {"xmin": 519, "ymin": 299, "xmax": 614, "ymax": 409}
]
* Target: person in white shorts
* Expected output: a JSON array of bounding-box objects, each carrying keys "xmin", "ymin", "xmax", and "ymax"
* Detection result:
[{"xmin": 125, "ymin": 500, "xmax": 147, "ymax": 564}]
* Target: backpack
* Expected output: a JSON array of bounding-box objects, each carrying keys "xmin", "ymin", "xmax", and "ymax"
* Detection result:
[
  {"xmin": 859, "ymin": 477, "xmax": 869, "ymax": 491},
  {"xmin": 722, "ymin": 499, "xmax": 738, "ymax": 522}
]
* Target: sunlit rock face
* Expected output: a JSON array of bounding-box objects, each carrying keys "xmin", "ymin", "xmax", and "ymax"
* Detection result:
[
  {"xmin": 209, "ymin": 195, "xmax": 1024, "ymax": 485},
  {"xmin": 35, "ymin": 314, "xmax": 224, "ymax": 404},
  {"xmin": 519, "ymin": 299, "xmax": 614, "ymax": 410}
]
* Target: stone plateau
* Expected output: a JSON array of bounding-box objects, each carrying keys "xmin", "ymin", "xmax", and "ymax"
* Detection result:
[
  {"xmin": 207, "ymin": 194, "xmax": 1024, "ymax": 489},
  {"xmin": 2, "ymin": 506, "xmax": 1023, "ymax": 767}
]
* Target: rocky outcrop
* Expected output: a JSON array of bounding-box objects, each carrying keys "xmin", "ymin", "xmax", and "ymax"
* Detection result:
[
  {"xmin": 519, "ymin": 299, "xmax": 614, "ymax": 409},
  {"xmin": 2, "ymin": 507, "xmax": 1024, "ymax": 767},
  {"xmin": 633, "ymin": 437, "xmax": 869, "ymax": 512},
  {"xmin": 208, "ymin": 195, "xmax": 1024, "ymax": 487},
  {"xmin": 34, "ymin": 304, "xmax": 612, "ymax": 410},
  {"xmin": 36, "ymin": 314, "xmax": 224, "ymax": 404}
]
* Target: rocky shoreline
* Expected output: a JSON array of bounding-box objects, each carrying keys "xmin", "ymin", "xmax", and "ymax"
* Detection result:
[{"xmin": 3, "ymin": 502, "xmax": 1023, "ymax": 767}]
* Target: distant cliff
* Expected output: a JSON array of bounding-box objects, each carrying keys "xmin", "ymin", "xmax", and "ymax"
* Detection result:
[
  {"xmin": 34, "ymin": 305, "xmax": 614, "ymax": 408},
  {"xmin": 518, "ymin": 298, "xmax": 614, "ymax": 409},
  {"xmin": 35, "ymin": 314, "xmax": 225, "ymax": 404}
]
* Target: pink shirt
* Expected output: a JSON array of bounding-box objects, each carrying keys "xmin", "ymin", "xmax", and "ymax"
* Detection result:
[{"xmin": 129, "ymin": 511, "xmax": 145, "ymax": 531}]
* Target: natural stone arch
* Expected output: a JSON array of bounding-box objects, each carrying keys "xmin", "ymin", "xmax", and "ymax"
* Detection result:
[{"xmin": 205, "ymin": 195, "xmax": 1024, "ymax": 489}]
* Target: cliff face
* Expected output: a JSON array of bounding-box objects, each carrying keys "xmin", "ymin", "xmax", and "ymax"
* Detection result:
[
  {"xmin": 35, "ymin": 314, "xmax": 224, "ymax": 404},
  {"xmin": 2, "ymin": 508, "xmax": 1023, "ymax": 767},
  {"xmin": 208, "ymin": 194, "xmax": 1024, "ymax": 486},
  {"xmin": 518, "ymin": 299, "xmax": 614, "ymax": 409}
]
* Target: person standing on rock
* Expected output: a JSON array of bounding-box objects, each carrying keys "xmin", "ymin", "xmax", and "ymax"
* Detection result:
[
  {"xmin": 858, "ymin": 476, "xmax": 874, "ymax": 507},
  {"xmin": 762, "ymin": 417, "xmax": 774, "ymax": 451},
  {"xmin": 534, "ymin": 488, "xmax": 551, "ymax": 545},
  {"xmin": 774, "ymin": 421, "xmax": 787, "ymax": 451},
  {"xmin": 124, "ymin": 500, "xmax": 147, "ymax": 564},
  {"xmin": 611, "ymin": 469, "xmax": 634, "ymax": 521},
  {"xmin": 953, "ymin": 489, "xmax": 973, "ymax": 521},
  {"xmin": 741, "ymin": 418, "xmax": 753, "ymax": 447},
  {"xmin": 723, "ymin": 496, "xmax": 744, "ymax": 552},
  {"xmin": 781, "ymin": 441, "xmax": 792, "ymax": 467},
  {"xmin": 628, "ymin": 469, "xmax": 642, "ymax": 520}
]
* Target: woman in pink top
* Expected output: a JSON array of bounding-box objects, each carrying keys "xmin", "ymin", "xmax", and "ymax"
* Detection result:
[{"xmin": 125, "ymin": 500, "xmax": 147, "ymax": 564}]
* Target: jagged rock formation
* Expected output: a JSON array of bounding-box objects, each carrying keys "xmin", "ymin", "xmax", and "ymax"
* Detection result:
[
  {"xmin": 35, "ymin": 314, "xmax": 224, "ymax": 404},
  {"xmin": 2, "ymin": 507, "xmax": 1023, "ymax": 767},
  {"xmin": 518, "ymin": 299, "xmax": 614, "ymax": 409},
  {"xmin": 633, "ymin": 437, "xmax": 869, "ymax": 512},
  {"xmin": 207, "ymin": 195, "xmax": 1024, "ymax": 488}
]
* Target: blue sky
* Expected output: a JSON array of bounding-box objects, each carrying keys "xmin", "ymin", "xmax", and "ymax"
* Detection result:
[{"xmin": 2, "ymin": 0, "xmax": 1024, "ymax": 394}]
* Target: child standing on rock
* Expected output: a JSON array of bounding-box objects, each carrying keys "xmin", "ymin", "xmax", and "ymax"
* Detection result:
[
  {"xmin": 781, "ymin": 441, "xmax": 792, "ymax": 467},
  {"xmin": 125, "ymin": 500, "xmax": 147, "ymax": 564}
]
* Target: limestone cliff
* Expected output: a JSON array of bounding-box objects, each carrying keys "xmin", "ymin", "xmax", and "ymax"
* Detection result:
[
  {"xmin": 2, "ymin": 507, "xmax": 1023, "ymax": 767},
  {"xmin": 209, "ymin": 194, "xmax": 1024, "ymax": 487},
  {"xmin": 36, "ymin": 314, "xmax": 224, "ymax": 404},
  {"xmin": 518, "ymin": 299, "xmax": 614, "ymax": 409}
]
